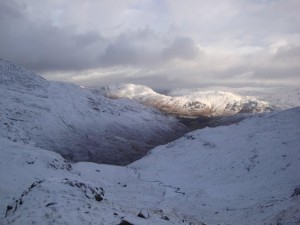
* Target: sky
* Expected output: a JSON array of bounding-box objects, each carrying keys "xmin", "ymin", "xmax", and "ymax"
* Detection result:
[{"xmin": 0, "ymin": 0, "xmax": 300, "ymax": 89}]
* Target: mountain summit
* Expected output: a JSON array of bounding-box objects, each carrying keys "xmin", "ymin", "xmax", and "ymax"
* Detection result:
[{"xmin": 103, "ymin": 83, "xmax": 274, "ymax": 117}]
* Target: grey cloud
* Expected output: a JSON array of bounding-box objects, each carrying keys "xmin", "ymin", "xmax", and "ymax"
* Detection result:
[
  {"xmin": 98, "ymin": 29, "xmax": 157, "ymax": 67},
  {"xmin": 69, "ymin": 67, "xmax": 272, "ymax": 90},
  {"xmin": 99, "ymin": 34, "xmax": 140, "ymax": 67},
  {"xmin": 0, "ymin": 7, "xmax": 199, "ymax": 73},
  {"xmin": 70, "ymin": 70, "xmax": 194, "ymax": 91},
  {"xmin": 99, "ymin": 33, "xmax": 199, "ymax": 67},
  {"xmin": 195, "ymin": 62, "xmax": 300, "ymax": 88},
  {"xmin": 72, "ymin": 32, "xmax": 104, "ymax": 47},
  {"xmin": 229, "ymin": 0, "xmax": 300, "ymax": 44},
  {"xmin": 0, "ymin": 0, "xmax": 299, "ymax": 89},
  {"xmin": 0, "ymin": 14, "xmax": 105, "ymax": 72},
  {"xmin": 251, "ymin": 67, "xmax": 300, "ymax": 80},
  {"xmin": 46, "ymin": 53, "xmax": 300, "ymax": 90},
  {"xmin": 274, "ymin": 45, "xmax": 300, "ymax": 61},
  {"xmin": 0, "ymin": 1, "xmax": 26, "ymax": 20},
  {"xmin": 162, "ymin": 36, "xmax": 199, "ymax": 61}
]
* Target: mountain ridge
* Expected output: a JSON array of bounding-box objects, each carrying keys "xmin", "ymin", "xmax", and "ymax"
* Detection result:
[
  {"xmin": 103, "ymin": 83, "xmax": 275, "ymax": 117},
  {"xmin": 0, "ymin": 59, "xmax": 187, "ymax": 165}
]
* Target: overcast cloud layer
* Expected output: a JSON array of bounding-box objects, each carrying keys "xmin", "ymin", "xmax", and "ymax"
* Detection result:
[{"xmin": 0, "ymin": 0, "xmax": 300, "ymax": 89}]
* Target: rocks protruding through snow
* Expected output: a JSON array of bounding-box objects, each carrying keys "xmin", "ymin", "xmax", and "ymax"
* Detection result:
[
  {"xmin": 118, "ymin": 220, "xmax": 134, "ymax": 225},
  {"xmin": 137, "ymin": 211, "xmax": 148, "ymax": 219},
  {"xmin": 161, "ymin": 215, "xmax": 170, "ymax": 220},
  {"xmin": 62, "ymin": 178, "xmax": 105, "ymax": 202},
  {"xmin": 291, "ymin": 186, "xmax": 300, "ymax": 197}
]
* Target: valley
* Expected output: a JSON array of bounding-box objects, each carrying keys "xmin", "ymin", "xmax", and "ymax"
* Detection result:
[{"xmin": 0, "ymin": 59, "xmax": 299, "ymax": 225}]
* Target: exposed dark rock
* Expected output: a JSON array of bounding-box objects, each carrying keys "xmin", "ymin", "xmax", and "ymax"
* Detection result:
[
  {"xmin": 46, "ymin": 202, "xmax": 58, "ymax": 207},
  {"xmin": 48, "ymin": 159, "xmax": 72, "ymax": 171},
  {"xmin": 5, "ymin": 205, "xmax": 13, "ymax": 217},
  {"xmin": 137, "ymin": 212, "xmax": 147, "ymax": 219},
  {"xmin": 118, "ymin": 220, "xmax": 134, "ymax": 225},
  {"xmin": 184, "ymin": 134, "xmax": 195, "ymax": 140},
  {"xmin": 28, "ymin": 180, "xmax": 44, "ymax": 190},
  {"xmin": 291, "ymin": 186, "xmax": 300, "ymax": 197},
  {"xmin": 94, "ymin": 194, "xmax": 103, "ymax": 202},
  {"xmin": 63, "ymin": 179, "xmax": 104, "ymax": 202},
  {"xmin": 161, "ymin": 215, "xmax": 169, "ymax": 220}
]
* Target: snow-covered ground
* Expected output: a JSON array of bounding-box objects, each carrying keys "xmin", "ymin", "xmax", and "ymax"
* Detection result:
[
  {"xmin": 1, "ymin": 59, "xmax": 299, "ymax": 224},
  {"xmin": 131, "ymin": 107, "xmax": 300, "ymax": 224},
  {"xmin": 0, "ymin": 59, "xmax": 186, "ymax": 165},
  {"xmin": 103, "ymin": 83, "xmax": 275, "ymax": 117},
  {"xmin": 1, "ymin": 107, "xmax": 299, "ymax": 225},
  {"xmin": 0, "ymin": 135, "xmax": 202, "ymax": 225}
]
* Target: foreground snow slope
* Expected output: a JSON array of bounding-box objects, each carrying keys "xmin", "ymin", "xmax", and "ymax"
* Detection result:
[
  {"xmin": 1, "ymin": 107, "xmax": 299, "ymax": 225},
  {"xmin": 0, "ymin": 59, "xmax": 186, "ymax": 165},
  {"xmin": 103, "ymin": 83, "xmax": 274, "ymax": 117},
  {"xmin": 130, "ymin": 107, "xmax": 300, "ymax": 224},
  {"xmin": 0, "ymin": 136, "xmax": 203, "ymax": 225}
]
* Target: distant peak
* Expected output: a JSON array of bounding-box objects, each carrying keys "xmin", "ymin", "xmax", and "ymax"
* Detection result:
[
  {"xmin": 103, "ymin": 83, "xmax": 274, "ymax": 117},
  {"xmin": 104, "ymin": 83, "xmax": 157, "ymax": 99}
]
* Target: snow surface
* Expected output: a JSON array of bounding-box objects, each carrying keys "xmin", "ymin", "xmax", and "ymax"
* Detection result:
[
  {"xmin": 0, "ymin": 59, "xmax": 186, "ymax": 165},
  {"xmin": 1, "ymin": 59, "xmax": 300, "ymax": 224},
  {"xmin": 130, "ymin": 107, "xmax": 300, "ymax": 224},
  {"xmin": 1, "ymin": 107, "xmax": 299, "ymax": 225},
  {"xmin": 103, "ymin": 83, "xmax": 274, "ymax": 117},
  {"xmin": 0, "ymin": 135, "xmax": 203, "ymax": 225}
]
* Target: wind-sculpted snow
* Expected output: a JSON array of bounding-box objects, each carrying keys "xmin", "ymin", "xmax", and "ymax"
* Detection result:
[
  {"xmin": 1, "ymin": 108, "xmax": 299, "ymax": 224},
  {"xmin": 0, "ymin": 59, "xmax": 186, "ymax": 165},
  {"xmin": 103, "ymin": 83, "xmax": 274, "ymax": 117}
]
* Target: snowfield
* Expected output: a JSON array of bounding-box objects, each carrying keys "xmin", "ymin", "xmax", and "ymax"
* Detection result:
[
  {"xmin": 0, "ymin": 59, "xmax": 186, "ymax": 165},
  {"xmin": 1, "ymin": 107, "xmax": 299, "ymax": 225},
  {"xmin": 0, "ymin": 135, "xmax": 203, "ymax": 225},
  {"xmin": 130, "ymin": 107, "xmax": 300, "ymax": 224},
  {"xmin": 103, "ymin": 83, "xmax": 275, "ymax": 117},
  {"xmin": 0, "ymin": 59, "xmax": 300, "ymax": 225}
]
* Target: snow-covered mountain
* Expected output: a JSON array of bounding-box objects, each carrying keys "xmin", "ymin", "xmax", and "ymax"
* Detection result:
[
  {"xmin": 103, "ymin": 83, "xmax": 274, "ymax": 117},
  {"xmin": 1, "ymin": 59, "xmax": 299, "ymax": 224},
  {"xmin": 0, "ymin": 59, "xmax": 186, "ymax": 165},
  {"xmin": 170, "ymin": 86, "xmax": 300, "ymax": 111},
  {"xmin": 1, "ymin": 107, "xmax": 299, "ymax": 224}
]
